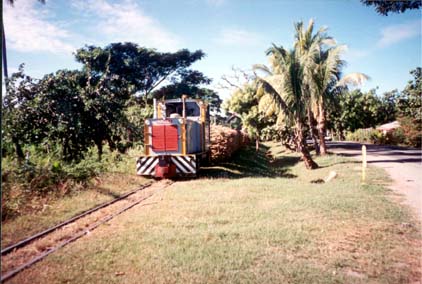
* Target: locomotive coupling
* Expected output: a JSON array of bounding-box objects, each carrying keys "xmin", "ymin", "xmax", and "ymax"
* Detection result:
[{"xmin": 155, "ymin": 156, "xmax": 177, "ymax": 179}]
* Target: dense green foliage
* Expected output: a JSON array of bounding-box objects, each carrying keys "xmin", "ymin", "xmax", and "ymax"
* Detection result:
[
  {"xmin": 396, "ymin": 68, "xmax": 422, "ymax": 147},
  {"xmin": 1, "ymin": 144, "xmax": 142, "ymax": 220},
  {"xmin": 152, "ymin": 70, "xmax": 222, "ymax": 112},
  {"xmin": 3, "ymin": 43, "xmax": 212, "ymax": 162},
  {"xmin": 361, "ymin": 0, "xmax": 421, "ymax": 15},
  {"xmin": 223, "ymin": 82, "xmax": 275, "ymax": 140},
  {"xmin": 75, "ymin": 43, "xmax": 205, "ymax": 100},
  {"xmin": 329, "ymin": 89, "xmax": 397, "ymax": 133},
  {"xmin": 329, "ymin": 67, "xmax": 421, "ymax": 147},
  {"xmin": 345, "ymin": 128, "xmax": 381, "ymax": 144},
  {"xmin": 346, "ymin": 127, "xmax": 407, "ymax": 146}
]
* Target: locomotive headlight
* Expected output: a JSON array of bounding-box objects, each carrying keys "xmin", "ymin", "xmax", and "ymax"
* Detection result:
[
  {"xmin": 178, "ymin": 118, "xmax": 184, "ymax": 124},
  {"xmin": 145, "ymin": 120, "xmax": 151, "ymax": 126}
]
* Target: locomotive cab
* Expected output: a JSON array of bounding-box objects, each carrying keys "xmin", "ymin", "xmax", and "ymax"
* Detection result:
[{"xmin": 136, "ymin": 96, "xmax": 210, "ymax": 178}]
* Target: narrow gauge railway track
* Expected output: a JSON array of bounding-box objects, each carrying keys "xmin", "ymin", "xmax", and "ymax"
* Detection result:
[
  {"xmin": 1, "ymin": 180, "xmax": 173, "ymax": 282},
  {"xmin": 1, "ymin": 181, "xmax": 154, "ymax": 255}
]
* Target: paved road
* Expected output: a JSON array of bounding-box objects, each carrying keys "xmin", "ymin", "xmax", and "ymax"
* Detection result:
[{"xmin": 327, "ymin": 141, "xmax": 422, "ymax": 220}]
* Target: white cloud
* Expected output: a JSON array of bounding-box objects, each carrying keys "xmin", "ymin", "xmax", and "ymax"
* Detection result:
[
  {"xmin": 377, "ymin": 20, "xmax": 421, "ymax": 48},
  {"xmin": 343, "ymin": 45, "xmax": 372, "ymax": 61},
  {"xmin": 73, "ymin": 0, "xmax": 181, "ymax": 51},
  {"xmin": 215, "ymin": 28, "xmax": 262, "ymax": 46},
  {"xmin": 4, "ymin": 0, "xmax": 75, "ymax": 54},
  {"xmin": 343, "ymin": 20, "xmax": 420, "ymax": 62}
]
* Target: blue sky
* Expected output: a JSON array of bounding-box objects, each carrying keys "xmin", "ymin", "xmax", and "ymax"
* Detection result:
[{"xmin": 4, "ymin": 0, "xmax": 421, "ymax": 100}]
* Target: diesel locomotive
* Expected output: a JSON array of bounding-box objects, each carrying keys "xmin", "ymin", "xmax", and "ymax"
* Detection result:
[{"xmin": 136, "ymin": 96, "xmax": 210, "ymax": 178}]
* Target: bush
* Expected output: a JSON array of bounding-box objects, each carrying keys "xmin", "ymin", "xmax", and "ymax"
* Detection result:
[
  {"xmin": 376, "ymin": 128, "xmax": 406, "ymax": 145},
  {"xmin": 1, "ymin": 144, "xmax": 143, "ymax": 220},
  {"xmin": 398, "ymin": 117, "xmax": 421, "ymax": 147},
  {"xmin": 346, "ymin": 128, "xmax": 381, "ymax": 144},
  {"xmin": 346, "ymin": 126, "xmax": 414, "ymax": 146}
]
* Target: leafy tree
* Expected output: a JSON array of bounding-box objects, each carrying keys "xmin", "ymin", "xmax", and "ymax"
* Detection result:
[
  {"xmin": 74, "ymin": 43, "xmax": 205, "ymax": 104},
  {"xmin": 396, "ymin": 67, "xmax": 422, "ymax": 147},
  {"xmin": 124, "ymin": 104, "xmax": 154, "ymax": 145},
  {"xmin": 3, "ymin": 43, "xmax": 210, "ymax": 162},
  {"xmin": 328, "ymin": 88, "xmax": 400, "ymax": 140},
  {"xmin": 4, "ymin": 66, "xmax": 133, "ymax": 162},
  {"xmin": 331, "ymin": 89, "xmax": 383, "ymax": 133},
  {"xmin": 78, "ymin": 55, "xmax": 132, "ymax": 159},
  {"xmin": 35, "ymin": 70, "xmax": 90, "ymax": 161},
  {"xmin": 152, "ymin": 70, "xmax": 222, "ymax": 112},
  {"xmin": 73, "ymin": 43, "xmax": 207, "ymax": 158},
  {"xmin": 378, "ymin": 89, "xmax": 399, "ymax": 123},
  {"xmin": 223, "ymin": 82, "xmax": 274, "ymax": 151},
  {"xmin": 397, "ymin": 68, "xmax": 422, "ymax": 118},
  {"xmin": 361, "ymin": 0, "xmax": 421, "ymax": 15},
  {"xmin": 2, "ymin": 65, "xmax": 39, "ymax": 160}
]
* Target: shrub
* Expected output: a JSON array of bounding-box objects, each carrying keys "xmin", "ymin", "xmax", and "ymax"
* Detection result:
[
  {"xmin": 346, "ymin": 126, "xmax": 415, "ymax": 146},
  {"xmin": 398, "ymin": 117, "xmax": 421, "ymax": 147},
  {"xmin": 1, "ymin": 144, "xmax": 142, "ymax": 220},
  {"xmin": 376, "ymin": 128, "xmax": 406, "ymax": 145},
  {"xmin": 346, "ymin": 128, "xmax": 381, "ymax": 144}
]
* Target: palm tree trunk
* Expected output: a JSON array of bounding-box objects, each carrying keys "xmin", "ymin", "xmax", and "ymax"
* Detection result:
[
  {"xmin": 317, "ymin": 104, "xmax": 328, "ymax": 155},
  {"xmin": 2, "ymin": 20, "xmax": 9, "ymax": 83},
  {"xmin": 296, "ymin": 120, "xmax": 318, "ymax": 169},
  {"xmin": 307, "ymin": 108, "xmax": 320, "ymax": 155}
]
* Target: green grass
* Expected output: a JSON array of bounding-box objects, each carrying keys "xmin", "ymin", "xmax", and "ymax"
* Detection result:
[{"xmin": 7, "ymin": 142, "xmax": 421, "ymax": 283}]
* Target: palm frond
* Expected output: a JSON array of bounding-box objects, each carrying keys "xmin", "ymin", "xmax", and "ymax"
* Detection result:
[
  {"xmin": 252, "ymin": 64, "xmax": 272, "ymax": 76},
  {"xmin": 321, "ymin": 38, "xmax": 337, "ymax": 47},
  {"xmin": 256, "ymin": 76, "xmax": 290, "ymax": 116},
  {"xmin": 337, "ymin": 72, "xmax": 370, "ymax": 87}
]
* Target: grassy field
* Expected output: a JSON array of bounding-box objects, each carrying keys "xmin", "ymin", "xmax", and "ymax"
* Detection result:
[{"xmin": 6, "ymin": 142, "xmax": 421, "ymax": 283}]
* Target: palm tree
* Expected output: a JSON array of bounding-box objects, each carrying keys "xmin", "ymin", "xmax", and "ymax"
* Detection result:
[
  {"xmin": 294, "ymin": 20, "xmax": 324, "ymax": 155},
  {"xmin": 254, "ymin": 45, "xmax": 318, "ymax": 169},
  {"xmin": 294, "ymin": 19, "xmax": 368, "ymax": 155},
  {"xmin": 309, "ymin": 46, "xmax": 345, "ymax": 155}
]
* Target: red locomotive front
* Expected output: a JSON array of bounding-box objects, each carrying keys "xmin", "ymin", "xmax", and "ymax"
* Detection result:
[{"xmin": 136, "ymin": 96, "xmax": 210, "ymax": 178}]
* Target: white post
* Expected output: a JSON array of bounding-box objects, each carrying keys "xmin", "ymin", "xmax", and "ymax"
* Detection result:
[
  {"xmin": 182, "ymin": 95, "xmax": 187, "ymax": 118},
  {"xmin": 153, "ymin": 98, "xmax": 157, "ymax": 119},
  {"xmin": 362, "ymin": 145, "xmax": 367, "ymax": 183}
]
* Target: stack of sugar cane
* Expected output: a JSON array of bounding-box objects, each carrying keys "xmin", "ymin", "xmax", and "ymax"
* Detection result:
[{"xmin": 209, "ymin": 125, "xmax": 249, "ymax": 162}]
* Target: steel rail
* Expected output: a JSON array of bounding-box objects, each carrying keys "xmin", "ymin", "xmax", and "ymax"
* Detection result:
[
  {"xmin": 1, "ymin": 181, "xmax": 154, "ymax": 256},
  {"xmin": 1, "ymin": 180, "xmax": 173, "ymax": 282},
  {"xmin": 0, "ymin": 189, "xmax": 160, "ymax": 282}
]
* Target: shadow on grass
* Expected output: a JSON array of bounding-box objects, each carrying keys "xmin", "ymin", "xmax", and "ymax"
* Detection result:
[{"xmin": 199, "ymin": 144, "xmax": 299, "ymax": 179}]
